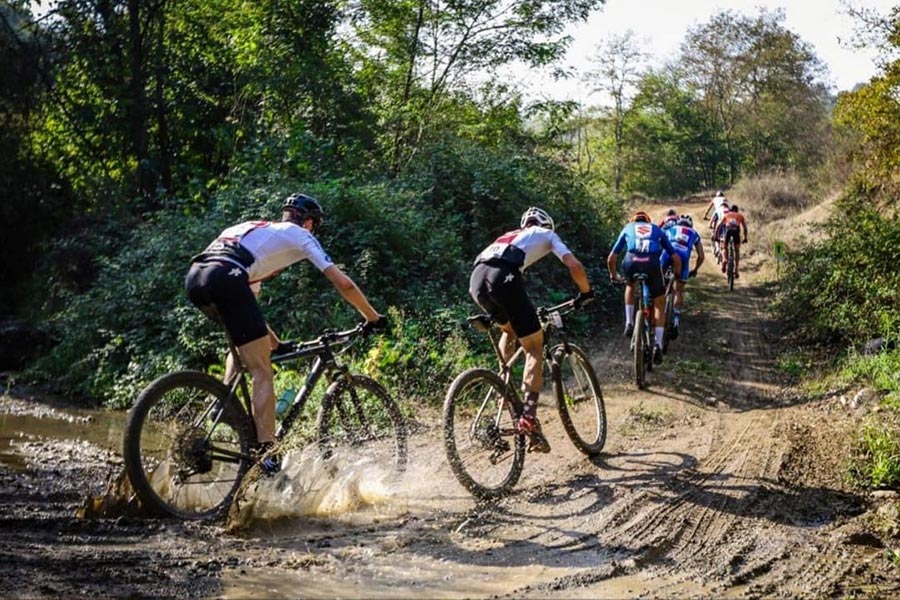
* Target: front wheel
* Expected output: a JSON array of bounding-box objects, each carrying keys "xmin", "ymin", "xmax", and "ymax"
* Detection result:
[
  {"xmin": 123, "ymin": 371, "xmax": 256, "ymax": 520},
  {"xmin": 444, "ymin": 368, "xmax": 525, "ymax": 499},
  {"xmin": 552, "ymin": 344, "xmax": 607, "ymax": 456},
  {"xmin": 316, "ymin": 375, "xmax": 408, "ymax": 473}
]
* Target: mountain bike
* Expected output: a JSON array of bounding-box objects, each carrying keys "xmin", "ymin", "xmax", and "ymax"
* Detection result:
[
  {"xmin": 123, "ymin": 323, "xmax": 407, "ymax": 520},
  {"xmin": 443, "ymin": 297, "xmax": 606, "ymax": 499},
  {"xmin": 725, "ymin": 232, "xmax": 737, "ymax": 290},
  {"xmin": 629, "ymin": 274, "xmax": 655, "ymax": 389}
]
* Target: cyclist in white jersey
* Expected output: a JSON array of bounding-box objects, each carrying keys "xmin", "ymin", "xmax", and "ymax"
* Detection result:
[
  {"xmin": 703, "ymin": 190, "xmax": 730, "ymax": 259},
  {"xmin": 185, "ymin": 193, "xmax": 384, "ymax": 474},
  {"xmin": 469, "ymin": 206, "xmax": 593, "ymax": 453}
]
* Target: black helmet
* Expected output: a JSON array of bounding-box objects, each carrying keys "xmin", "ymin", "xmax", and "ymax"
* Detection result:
[
  {"xmin": 666, "ymin": 207, "xmax": 677, "ymax": 216},
  {"xmin": 281, "ymin": 193, "xmax": 324, "ymax": 232},
  {"xmin": 731, "ymin": 204, "xmax": 739, "ymax": 212}
]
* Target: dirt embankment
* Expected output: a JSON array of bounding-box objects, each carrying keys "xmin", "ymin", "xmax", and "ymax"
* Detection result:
[{"xmin": 1, "ymin": 195, "xmax": 898, "ymax": 598}]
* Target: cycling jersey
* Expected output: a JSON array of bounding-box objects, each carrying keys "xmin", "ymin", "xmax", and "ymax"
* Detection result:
[
  {"xmin": 709, "ymin": 196, "xmax": 728, "ymax": 212},
  {"xmin": 661, "ymin": 225, "xmax": 701, "ymax": 281},
  {"xmin": 474, "ymin": 226, "xmax": 572, "ymax": 271},
  {"xmin": 719, "ymin": 211, "xmax": 746, "ymax": 231},
  {"xmin": 659, "ymin": 215, "xmax": 678, "ymax": 230},
  {"xmin": 199, "ymin": 220, "xmax": 334, "ymax": 283},
  {"xmin": 612, "ymin": 222, "xmax": 676, "ymax": 298},
  {"xmin": 611, "ymin": 222, "xmax": 676, "ymax": 257}
]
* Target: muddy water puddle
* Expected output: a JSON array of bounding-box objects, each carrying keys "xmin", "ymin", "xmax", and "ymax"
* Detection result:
[{"xmin": 0, "ymin": 397, "xmax": 126, "ymax": 471}]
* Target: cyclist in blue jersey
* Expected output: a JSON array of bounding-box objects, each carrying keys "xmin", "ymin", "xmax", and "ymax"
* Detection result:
[
  {"xmin": 660, "ymin": 214, "xmax": 705, "ymax": 339},
  {"xmin": 607, "ymin": 211, "xmax": 682, "ymax": 365}
]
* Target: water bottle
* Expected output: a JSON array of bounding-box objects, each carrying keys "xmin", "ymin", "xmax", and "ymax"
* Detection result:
[
  {"xmin": 275, "ymin": 388, "xmax": 295, "ymax": 418},
  {"xmin": 642, "ymin": 283, "xmax": 651, "ymax": 309}
]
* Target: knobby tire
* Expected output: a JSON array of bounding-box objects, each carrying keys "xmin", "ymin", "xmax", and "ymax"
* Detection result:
[
  {"xmin": 444, "ymin": 368, "xmax": 525, "ymax": 499},
  {"xmin": 123, "ymin": 370, "xmax": 256, "ymax": 520},
  {"xmin": 552, "ymin": 344, "xmax": 607, "ymax": 456},
  {"xmin": 633, "ymin": 306, "xmax": 646, "ymax": 389},
  {"xmin": 316, "ymin": 375, "xmax": 408, "ymax": 473},
  {"xmin": 727, "ymin": 238, "xmax": 736, "ymax": 291}
]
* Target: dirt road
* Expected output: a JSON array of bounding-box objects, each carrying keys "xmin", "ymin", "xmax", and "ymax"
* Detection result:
[{"xmin": 1, "ymin": 199, "xmax": 898, "ymax": 598}]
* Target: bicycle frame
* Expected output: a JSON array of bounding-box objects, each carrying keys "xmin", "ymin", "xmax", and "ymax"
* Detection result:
[
  {"xmin": 207, "ymin": 327, "xmax": 363, "ymax": 457},
  {"xmin": 474, "ymin": 299, "xmax": 579, "ymax": 416}
]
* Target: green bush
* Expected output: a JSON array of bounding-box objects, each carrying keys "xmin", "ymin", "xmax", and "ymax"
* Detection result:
[
  {"xmin": 773, "ymin": 186, "xmax": 900, "ymax": 346},
  {"xmin": 29, "ymin": 136, "xmax": 620, "ymax": 408}
]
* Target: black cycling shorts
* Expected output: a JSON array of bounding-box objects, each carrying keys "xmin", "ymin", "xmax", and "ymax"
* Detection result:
[
  {"xmin": 622, "ymin": 252, "xmax": 665, "ymax": 298},
  {"xmin": 469, "ymin": 260, "xmax": 541, "ymax": 338},
  {"xmin": 724, "ymin": 226, "xmax": 742, "ymax": 245},
  {"xmin": 184, "ymin": 260, "xmax": 268, "ymax": 346}
]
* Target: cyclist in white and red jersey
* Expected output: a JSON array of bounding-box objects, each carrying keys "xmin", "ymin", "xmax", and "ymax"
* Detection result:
[
  {"xmin": 469, "ymin": 206, "xmax": 593, "ymax": 453},
  {"xmin": 185, "ymin": 193, "xmax": 384, "ymax": 474}
]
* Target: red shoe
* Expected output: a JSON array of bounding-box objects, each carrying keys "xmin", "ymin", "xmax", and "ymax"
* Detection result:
[{"xmin": 517, "ymin": 416, "xmax": 551, "ymax": 453}]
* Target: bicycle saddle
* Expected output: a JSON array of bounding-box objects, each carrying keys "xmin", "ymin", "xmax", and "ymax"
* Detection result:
[{"xmin": 467, "ymin": 315, "xmax": 493, "ymax": 332}]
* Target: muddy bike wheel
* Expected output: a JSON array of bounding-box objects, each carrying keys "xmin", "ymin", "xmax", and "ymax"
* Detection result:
[
  {"xmin": 316, "ymin": 375, "xmax": 408, "ymax": 473},
  {"xmin": 444, "ymin": 368, "xmax": 525, "ymax": 499},
  {"xmin": 552, "ymin": 344, "xmax": 607, "ymax": 456},
  {"xmin": 123, "ymin": 371, "xmax": 256, "ymax": 520},
  {"xmin": 633, "ymin": 308, "xmax": 646, "ymax": 389}
]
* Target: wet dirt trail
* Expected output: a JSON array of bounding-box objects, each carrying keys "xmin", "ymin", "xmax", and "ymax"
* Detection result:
[{"xmin": 1, "ymin": 199, "xmax": 896, "ymax": 598}]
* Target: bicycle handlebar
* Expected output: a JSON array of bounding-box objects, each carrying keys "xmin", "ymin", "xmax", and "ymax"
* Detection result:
[{"xmin": 273, "ymin": 322, "xmax": 370, "ymax": 359}]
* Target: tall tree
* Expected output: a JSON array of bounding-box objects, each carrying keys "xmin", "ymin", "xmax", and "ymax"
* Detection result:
[
  {"xmin": 680, "ymin": 8, "xmax": 830, "ymax": 183},
  {"xmin": 348, "ymin": 0, "xmax": 604, "ymax": 173},
  {"xmin": 582, "ymin": 30, "xmax": 646, "ymax": 193}
]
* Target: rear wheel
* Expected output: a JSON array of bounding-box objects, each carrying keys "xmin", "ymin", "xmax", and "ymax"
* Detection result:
[
  {"xmin": 123, "ymin": 371, "xmax": 256, "ymax": 520},
  {"xmin": 633, "ymin": 307, "xmax": 646, "ymax": 389},
  {"xmin": 316, "ymin": 375, "xmax": 407, "ymax": 473},
  {"xmin": 444, "ymin": 368, "xmax": 525, "ymax": 499},
  {"xmin": 727, "ymin": 238, "xmax": 736, "ymax": 290},
  {"xmin": 662, "ymin": 286, "xmax": 675, "ymax": 353},
  {"xmin": 553, "ymin": 344, "xmax": 606, "ymax": 456}
]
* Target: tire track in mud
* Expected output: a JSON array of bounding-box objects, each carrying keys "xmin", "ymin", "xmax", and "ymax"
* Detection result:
[{"xmin": 506, "ymin": 219, "xmax": 867, "ymax": 598}]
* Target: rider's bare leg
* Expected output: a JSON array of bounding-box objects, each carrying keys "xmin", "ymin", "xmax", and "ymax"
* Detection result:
[
  {"xmin": 624, "ymin": 283, "xmax": 636, "ymax": 326},
  {"xmin": 498, "ymin": 328, "xmax": 517, "ymax": 364},
  {"xmin": 652, "ymin": 295, "xmax": 666, "ymax": 347},
  {"xmin": 236, "ymin": 335, "xmax": 275, "ymax": 444}
]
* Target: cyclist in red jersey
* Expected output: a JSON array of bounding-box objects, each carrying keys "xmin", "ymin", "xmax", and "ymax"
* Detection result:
[{"xmin": 715, "ymin": 205, "xmax": 749, "ymax": 278}]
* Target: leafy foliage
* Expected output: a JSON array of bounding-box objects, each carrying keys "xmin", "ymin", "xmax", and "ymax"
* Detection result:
[
  {"xmin": 28, "ymin": 132, "xmax": 617, "ymax": 407},
  {"xmin": 773, "ymin": 189, "xmax": 900, "ymax": 346}
]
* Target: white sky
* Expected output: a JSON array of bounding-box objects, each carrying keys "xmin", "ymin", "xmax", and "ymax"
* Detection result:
[{"xmin": 507, "ymin": 0, "xmax": 897, "ymax": 104}]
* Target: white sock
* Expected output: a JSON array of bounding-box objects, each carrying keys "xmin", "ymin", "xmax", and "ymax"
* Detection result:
[
  {"xmin": 655, "ymin": 327, "xmax": 664, "ymax": 347},
  {"xmin": 626, "ymin": 304, "xmax": 635, "ymax": 325}
]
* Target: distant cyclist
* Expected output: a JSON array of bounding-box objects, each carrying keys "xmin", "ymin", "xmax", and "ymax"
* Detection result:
[
  {"xmin": 703, "ymin": 190, "xmax": 730, "ymax": 259},
  {"xmin": 469, "ymin": 207, "xmax": 593, "ymax": 453},
  {"xmin": 659, "ymin": 207, "xmax": 679, "ymax": 230},
  {"xmin": 715, "ymin": 204, "xmax": 749, "ymax": 278},
  {"xmin": 660, "ymin": 214, "xmax": 704, "ymax": 338},
  {"xmin": 607, "ymin": 211, "xmax": 682, "ymax": 365}
]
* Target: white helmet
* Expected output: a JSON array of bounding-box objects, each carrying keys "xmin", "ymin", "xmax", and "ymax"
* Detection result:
[{"xmin": 520, "ymin": 206, "xmax": 555, "ymax": 231}]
